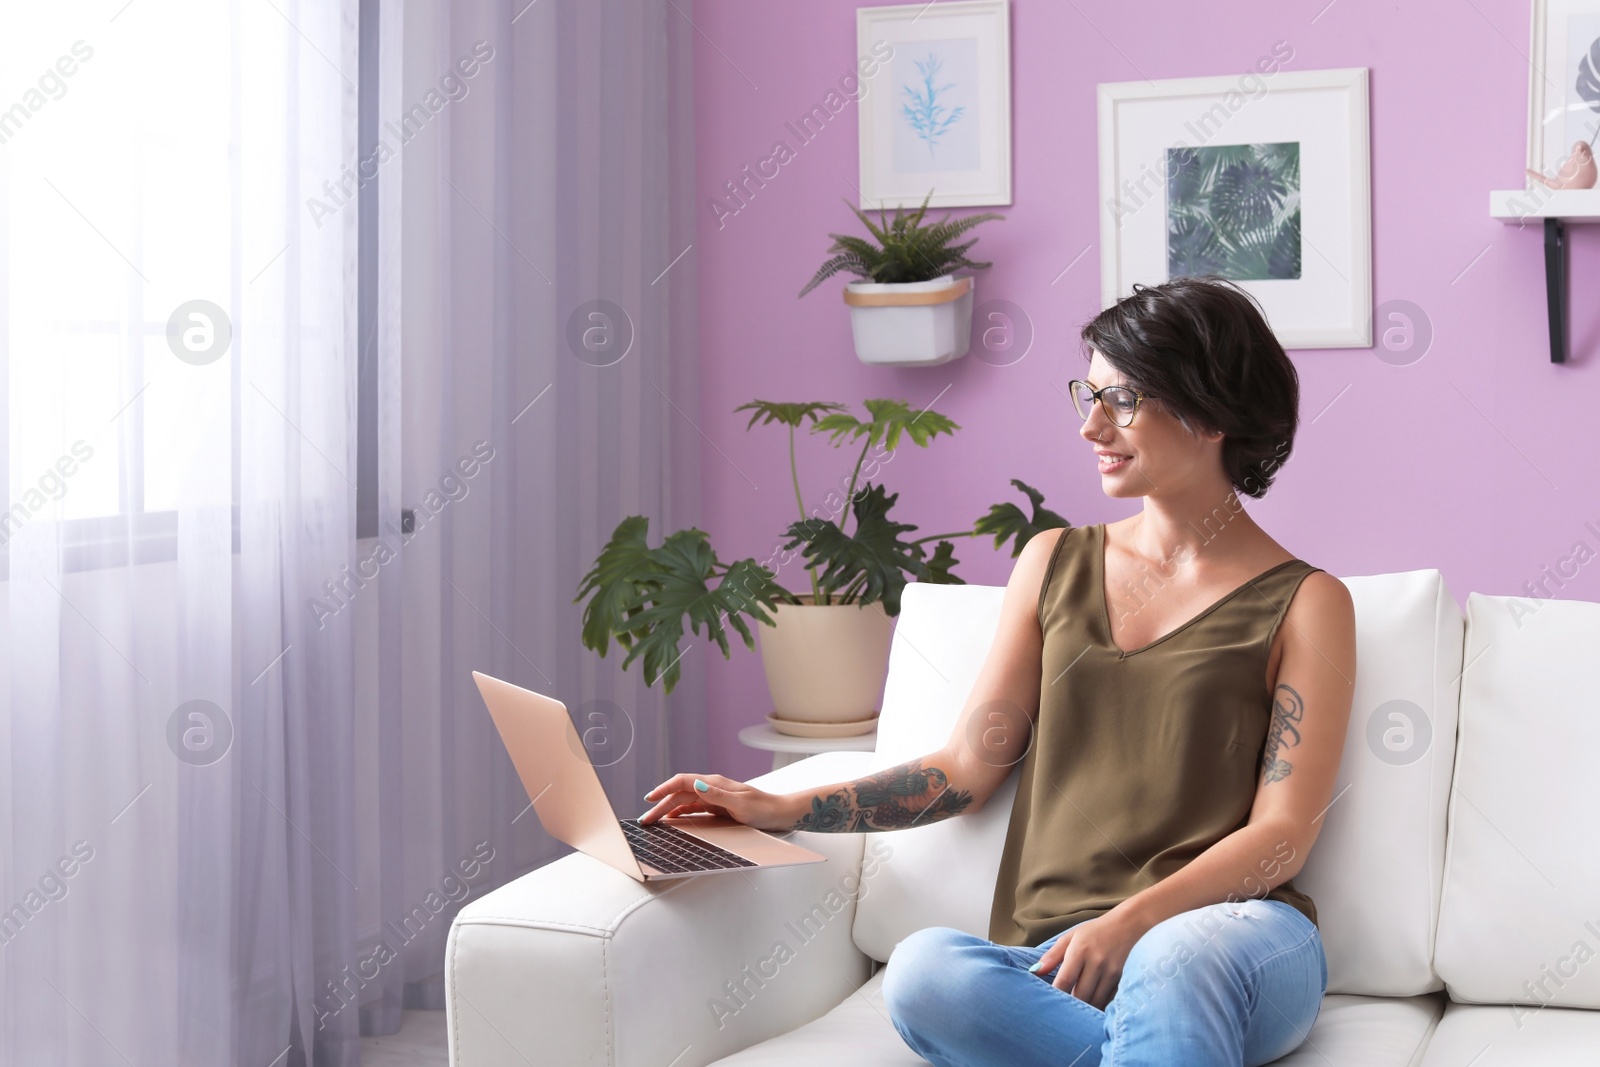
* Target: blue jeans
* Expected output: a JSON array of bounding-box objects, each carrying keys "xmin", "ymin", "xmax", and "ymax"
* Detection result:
[{"xmin": 881, "ymin": 899, "xmax": 1327, "ymax": 1067}]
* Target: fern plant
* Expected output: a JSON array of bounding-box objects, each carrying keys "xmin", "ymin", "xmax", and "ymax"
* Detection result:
[
  {"xmin": 798, "ymin": 190, "xmax": 1004, "ymax": 298},
  {"xmin": 574, "ymin": 397, "xmax": 1070, "ymax": 694}
]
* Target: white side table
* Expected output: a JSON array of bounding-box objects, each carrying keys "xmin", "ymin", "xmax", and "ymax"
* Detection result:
[{"xmin": 737, "ymin": 722, "xmax": 878, "ymax": 772}]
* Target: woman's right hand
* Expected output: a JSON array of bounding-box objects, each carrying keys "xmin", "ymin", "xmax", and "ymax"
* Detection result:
[{"xmin": 639, "ymin": 773, "xmax": 793, "ymax": 832}]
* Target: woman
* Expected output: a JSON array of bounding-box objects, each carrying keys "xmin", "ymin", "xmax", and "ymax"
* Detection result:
[{"xmin": 641, "ymin": 275, "xmax": 1356, "ymax": 1067}]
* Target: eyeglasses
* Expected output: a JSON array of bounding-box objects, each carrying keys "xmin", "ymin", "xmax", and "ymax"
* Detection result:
[{"xmin": 1068, "ymin": 379, "xmax": 1149, "ymax": 428}]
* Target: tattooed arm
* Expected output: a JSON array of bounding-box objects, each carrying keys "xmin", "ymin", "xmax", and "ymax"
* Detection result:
[
  {"xmin": 639, "ymin": 754, "xmax": 984, "ymax": 832},
  {"xmin": 1259, "ymin": 682, "xmax": 1306, "ymax": 783},
  {"xmin": 780, "ymin": 756, "xmax": 976, "ymax": 832}
]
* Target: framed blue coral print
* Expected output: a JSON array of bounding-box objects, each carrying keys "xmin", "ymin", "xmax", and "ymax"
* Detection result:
[{"xmin": 857, "ymin": 0, "xmax": 1012, "ymax": 209}]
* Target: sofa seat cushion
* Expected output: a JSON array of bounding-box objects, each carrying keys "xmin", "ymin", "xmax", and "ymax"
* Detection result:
[
  {"xmin": 1271, "ymin": 993, "xmax": 1445, "ymax": 1065},
  {"xmin": 704, "ymin": 968, "xmax": 921, "ymax": 1066},
  {"xmin": 1418, "ymin": 1002, "xmax": 1600, "ymax": 1065},
  {"xmin": 704, "ymin": 968, "xmax": 1446, "ymax": 1066}
]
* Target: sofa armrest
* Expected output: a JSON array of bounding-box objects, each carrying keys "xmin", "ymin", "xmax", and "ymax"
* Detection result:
[{"xmin": 446, "ymin": 751, "xmax": 878, "ymax": 1067}]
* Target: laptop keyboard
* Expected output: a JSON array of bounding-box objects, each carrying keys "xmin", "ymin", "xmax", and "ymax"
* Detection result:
[{"xmin": 619, "ymin": 818, "xmax": 758, "ymax": 874}]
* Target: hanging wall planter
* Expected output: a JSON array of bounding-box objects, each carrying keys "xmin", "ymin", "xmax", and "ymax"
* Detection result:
[
  {"xmin": 800, "ymin": 189, "xmax": 1003, "ymax": 367},
  {"xmin": 843, "ymin": 273, "xmax": 975, "ymax": 367}
]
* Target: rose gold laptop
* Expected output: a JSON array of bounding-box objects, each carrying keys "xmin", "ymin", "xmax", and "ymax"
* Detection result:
[{"xmin": 472, "ymin": 672, "xmax": 827, "ymax": 882}]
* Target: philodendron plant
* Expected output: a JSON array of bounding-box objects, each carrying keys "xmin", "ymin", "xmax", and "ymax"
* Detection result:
[{"xmin": 574, "ymin": 398, "xmax": 1070, "ymax": 694}]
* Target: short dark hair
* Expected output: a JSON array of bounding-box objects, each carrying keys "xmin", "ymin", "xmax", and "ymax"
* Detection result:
[{"xmin": 1079, "ymin": 274, "xmax": 1299, "ymax": 499}]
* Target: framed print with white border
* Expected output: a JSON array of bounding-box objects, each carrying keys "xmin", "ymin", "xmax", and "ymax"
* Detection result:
[
  {"xmin": 857, "ymin": 0, "xmax": 1012, "ymax": 209},
  {"xmin": 1097, "ymin": 67, "xmax": 1372, "ymax": 349},
  {"xmin": 1526, "ymin": 0, "xmax": 1600, "ymax": 181}
]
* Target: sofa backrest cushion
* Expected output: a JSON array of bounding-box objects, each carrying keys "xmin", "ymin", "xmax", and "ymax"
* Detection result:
[
  {"xmin": 851, "ymin": 583, "xmax": 1016, "ymax": 963},
  {"xmin": 1291, "ymin": 569, "xmax": 1462, "ymax": 996},
  {"xmin": 852, "ymin": 571, "xmax": 1461, "ymax": 1000},
  {"xmin": 1434, "ymin": 592, "xmax": 1600, "ymax": 1008}
]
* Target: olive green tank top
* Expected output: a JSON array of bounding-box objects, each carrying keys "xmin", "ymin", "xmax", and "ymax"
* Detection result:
[{"xmin": 988, "ymin": 522, "xmax": 1322, "ymax": 947}]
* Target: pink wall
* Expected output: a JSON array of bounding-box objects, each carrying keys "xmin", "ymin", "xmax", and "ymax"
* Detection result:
[{"xmin": 692, "ymin": 0, "xmax": 1599, "ymax": 780}]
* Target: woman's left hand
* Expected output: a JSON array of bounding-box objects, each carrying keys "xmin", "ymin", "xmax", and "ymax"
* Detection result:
[{"xmin": 1029, "ymin": 907, "xmax": 1151, "ymax": 1008}]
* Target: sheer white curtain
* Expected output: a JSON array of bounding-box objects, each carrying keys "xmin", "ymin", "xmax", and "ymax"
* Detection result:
[
  {"xmin": 2, "ymin": 0, "xmax": 701, "ymax": 1063},
  {"xmin": 1, "ymin": 0, "xmax": 362, "ymax": 1063},
  {"xmin": 373, "ymin": 0, "xmax": 707, "ymax": 1018}
]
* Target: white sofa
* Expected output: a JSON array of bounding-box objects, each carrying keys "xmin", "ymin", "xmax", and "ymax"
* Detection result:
[{"xmin": 445, "ymin": 570, "xmax": 1600, "ymax": 1065}]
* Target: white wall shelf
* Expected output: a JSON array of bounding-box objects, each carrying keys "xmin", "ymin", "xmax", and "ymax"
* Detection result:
[
  {"xmin": 1489, "ymin": 187, "xmax": 1600, "ymax": 363},
  {"xmin": 1489, "ymin": 187, "xmax": 1600, "ymax": 223}
]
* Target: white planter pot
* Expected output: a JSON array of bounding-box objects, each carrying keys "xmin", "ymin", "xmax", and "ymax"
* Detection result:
[
  {"xmin": 755, "ymin": 594, "xmax": 895, "ymax": 736},
  {"xmin": 843, "ymin": 274, "xmax": 973, "ymax": 367}
]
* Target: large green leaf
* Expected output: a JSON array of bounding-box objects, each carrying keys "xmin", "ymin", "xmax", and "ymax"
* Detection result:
[
  {"xmin": 811, "ymin": 398, "xmax": 960, "ymax": 452},
  {"xmin": 573, "ymin": 515, "xmax": 665, "ymax": 657},
  {"xmin": 780, "ymin": 483, "xmax": 925, "ymax": 615},
  {"xmin": 732, "ymin": 400, "xmax": 845, "ymax": 431},
  {"xmin": 973, "ymin": 479, "xmax": 1072, "ymax": 557},
  {"xmin": 614, "ymin": 531, "xmax": 797, "ymax": 693},
  {"xmin": 920, "ymin": 539, "xmax": 965, "ymax": 585},
  {"xmin": 575, "ymin": 519, "xmax": 798, "ymax": 694}
]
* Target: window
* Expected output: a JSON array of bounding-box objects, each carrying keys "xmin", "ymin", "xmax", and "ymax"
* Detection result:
[
  {"xmin": 1, "ymin": 2, "xmax": 385, "ymax": 576},
  {"xmin": 2, "ymin": 6, "xmax": 235, "ymax": 573}
]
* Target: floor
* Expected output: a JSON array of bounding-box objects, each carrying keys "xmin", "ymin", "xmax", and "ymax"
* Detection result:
[{"xmin": 359, "ymin": 1010, "xmax": 448, "ymax": 1066}]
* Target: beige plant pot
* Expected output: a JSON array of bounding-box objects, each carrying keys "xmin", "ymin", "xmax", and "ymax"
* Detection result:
[{"xmin": 756, "ymin": 594, "xmax": 895, "ymax": 736}]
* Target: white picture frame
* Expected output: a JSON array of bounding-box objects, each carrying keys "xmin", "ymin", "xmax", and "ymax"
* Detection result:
[
  {"xmin": 856, "ymin": 0, "xmax": 1012, "ymax": 209},
  {"xmin": 1526, "ymin": 0, "xmax": 1600, "ymax": 180},
  {"xmin": 1097, "ymin": 67, "xmax": 1373, "ymax": 350}
]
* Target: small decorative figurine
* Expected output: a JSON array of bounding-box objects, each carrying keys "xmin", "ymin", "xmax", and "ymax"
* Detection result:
[{"xmin": 1527, "ymin": 139, "xmax": 1598, "ymax": 190}]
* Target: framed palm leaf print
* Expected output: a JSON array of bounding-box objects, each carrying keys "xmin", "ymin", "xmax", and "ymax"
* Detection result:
[
  {"xmin": 1167, "ymin": 143, "xmax": 1301, "ymax": 279},
  {"xmin": 1098, "ymin": 67, "xmax": 1372, "ymax": 349}
]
